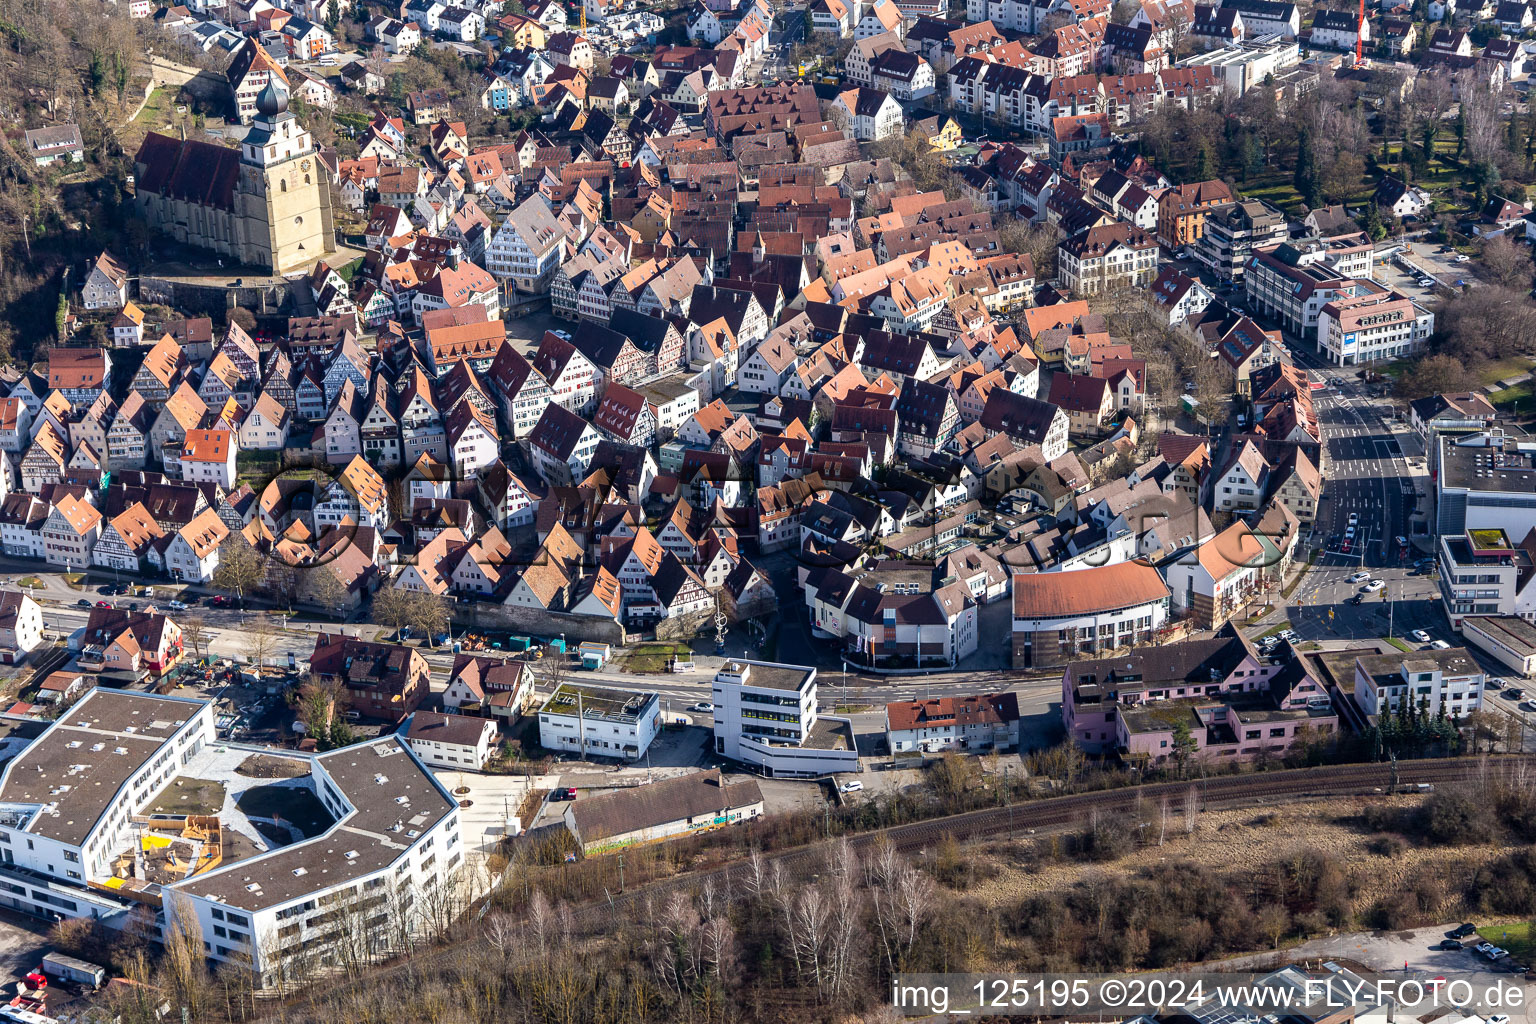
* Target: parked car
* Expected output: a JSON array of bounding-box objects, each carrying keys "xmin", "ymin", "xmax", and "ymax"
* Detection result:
[
  {"xmin": 76, "ymin": 599, "xmax": 91, "ymax": 608},
  {"xmin": 1430, "ymin": 640, "xmax": 1451, "ymax": 650},
  {"xmin": 1452, "ymin": 923, "xmax": 1478, "ymax": 938},
  {"xmin": 839, "ymin": 780, "xmax": 864, "ymax": 793},
  {"xmin": 1477, "ymin": 942, "xmax": 1496, "ymax": 953},
  {"xmin": 1411, "ymin": 630, "xmax": 1430, "ymax": 642},
  {"xmin": 168, "ymin": 600, "xmax": 188, "ymax": 610},
  {"xmin": 1439, "ymin": 939, "xmax": 1464, "ymax": 950},
  {"xmin": 1489, "ymin": 949, "xmax": 1510, "ymax": 961},
  {"xmin": 95, "ymin": 600, "xmax": 111, "ymax": 608},
  {"xmin": 549, "ymin": 787, "xmax": 578, "ymax": 801}
]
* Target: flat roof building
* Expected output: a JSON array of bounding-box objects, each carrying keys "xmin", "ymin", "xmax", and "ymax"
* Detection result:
[
  {"xmin": 536, "ymin": 683, "xmax": 661, "ymax": 761},
  {"xmin": 1435, "ymin": 431, "xmax": 1536, "ymax": 539},
  {"xmin": 1461, "ymin": 616, "xmax": 1536, "ymax": 679},
  {"xmin": 711, "ymin": 660, "xmax": 859, "ymax": 778},
  {"xmin": 0, "ymin": 689, "xmax": 463, "ymax": 985}
]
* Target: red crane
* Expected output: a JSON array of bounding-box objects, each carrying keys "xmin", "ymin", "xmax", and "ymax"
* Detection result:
[{"xmin": 1355, "ymin": 0, "xmax": 1365, "ymax": 65}]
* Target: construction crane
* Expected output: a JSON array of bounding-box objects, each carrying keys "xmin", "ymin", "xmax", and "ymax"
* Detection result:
[{"xmin": 1354, "ymin": 0, "xmax": 1366, "ymax": 67}]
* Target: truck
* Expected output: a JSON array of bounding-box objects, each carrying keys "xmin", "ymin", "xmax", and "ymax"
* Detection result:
[{"xmin": 42, "ymin": 952, "xmax": 107, "ymax": 989}]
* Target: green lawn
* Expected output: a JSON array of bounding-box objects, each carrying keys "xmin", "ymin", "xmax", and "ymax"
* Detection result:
[
  {"xmin": 1478, "ymin": 922, "xmax": 1536, "ymax": 962},
  {"xmin": 235, "ymin": 451, "xmax": 282, "ymax": 488},
  {"xmin": 621, "ymin": 643, "xmax": 694, "ymax": 673},
  {"xmin": 132, "ymin": 87, "xmax": 175, "ymax": 127},
  {"xmin": 1384, "ymin": 636, "xmax": 1414, "ymax": 652},
  {"xmin": 1492, "ymin": 381, "xmax": 1534, "ymax": 409},
  {"xmin": 1475, "ymin": 357, "xmax": 1536, "ymax": 387}
]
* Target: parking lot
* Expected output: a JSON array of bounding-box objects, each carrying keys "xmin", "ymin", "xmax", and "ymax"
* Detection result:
[
  {"xmin": 0, "ymin": 911, "xmax": 49, "ymax": 987},
  {"xmin": 1222, "ymin": 923, "xmax": 1535, "ymax": 979},
  {"xmin": 1382, "ymin": 241, "xmax": 1477, "ymax": 297}
]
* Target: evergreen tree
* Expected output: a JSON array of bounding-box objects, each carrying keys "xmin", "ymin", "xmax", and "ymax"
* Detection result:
[
  {"xmin": 1241, "ymin": 133, "xmax": 1263, "ymax": 180},
  {"xmin": 1455, "ymin": 109, "xmax": 1467, "ymax": 161},
  {"xmin": 1363, "ymin": 202, "xmax": 1387, "ymax": 241}
]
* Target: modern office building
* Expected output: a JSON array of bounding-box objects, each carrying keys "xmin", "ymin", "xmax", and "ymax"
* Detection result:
[
  {"xmin": 1435, "ymin": 431, "xmax": 1536, "ymax": 538},
  {"xmin": 1435, "ymin": 526, "xmax": 1536, "ymax": 629},
  {"xmin": 536, "ymin": 683, "xmax": 661, "ymax": 761},
  {"xmin": 1316, "ymin": 287, "xmax": 1434, "ymax": 365},
  {"xmin": 710, "ymin": 660, "xmax": 859, "ymax": 777}
]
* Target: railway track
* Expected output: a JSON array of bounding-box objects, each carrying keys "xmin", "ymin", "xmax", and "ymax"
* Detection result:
[{"xmin": 262, "ymin": 755, "xmax": 1533, "ymax": 1018}]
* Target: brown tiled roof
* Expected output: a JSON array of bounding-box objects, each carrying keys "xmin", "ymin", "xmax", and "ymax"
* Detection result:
[
  {"xmin": 886, "ymin": 692, "xmax": 1019, "ymax": 732},
  {"xmin": 134, "ymin": 133, "xmax": 241, "ymax": 212},
  {"xmin": 48, "ymin": 348, "xmax": 109, "ymax": 389},
  {"xmin": 1011, "ymin": 560, "xmax": 1168, "ymax": 618}
]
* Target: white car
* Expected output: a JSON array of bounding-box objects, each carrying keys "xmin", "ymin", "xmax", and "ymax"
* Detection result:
[
  {"xmin": 1430, "ymin": 640, "xmax": 1452, "ymax": 650},
  {"xmin": 689, "ymin": 702, "xmax": 715, "ymax": 713},
  {"xmin": 1364, "ymin": 579, "xmax": 1385, "ymax": 592},
  {"xmin": 839, "ymin": 780, "xmax": 864, "ymax": 793},
  {"xmin": 1348, "ymin": 512, "xmax": 1360, "ymax": 527},
  {"xmin": 1345, "ymin": 526, "xmax": 1357, "ymax": 540},
  {"xmin": 168, "ymin": 599, "xmax": 188, "ymax": 610},
  {"xmin": 1411, "ymin": 630, "xmax": 1431, "ymax": 642},
  {"xmin": 1457, "ymin": 254, "xmax": 1471, "ymax": 263},
  {"xmin": 1348, "ymin": 571, "xmax": 1369, "ymax": 583}
]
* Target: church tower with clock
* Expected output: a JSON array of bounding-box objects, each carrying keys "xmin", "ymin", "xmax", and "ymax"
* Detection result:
[{"xmin": 235, "ymin": 79, "xmax": 336, "ymax": 275}]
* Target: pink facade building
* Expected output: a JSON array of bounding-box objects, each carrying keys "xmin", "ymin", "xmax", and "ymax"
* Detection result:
[{"xmin": 1061, "ymin": 625, "xmax": 1338, "ymax": 765}]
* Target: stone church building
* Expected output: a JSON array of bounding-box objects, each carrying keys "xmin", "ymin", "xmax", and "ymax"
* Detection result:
[{"xmin": 132, "ymin": 79, "xmax": 336, "ymax": 276}]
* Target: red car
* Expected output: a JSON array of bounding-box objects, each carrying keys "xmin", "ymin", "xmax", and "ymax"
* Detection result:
[
  {"xmin": 95, "ymin": 600, "xmax": 112, "ymax": 608},
  {"xmin": 209, "ymin": 595, "xmax": 233, "ymax": 608}
]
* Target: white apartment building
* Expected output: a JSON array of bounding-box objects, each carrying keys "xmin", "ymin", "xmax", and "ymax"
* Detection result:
[
  {"xmin": 1317, "ymin": 288, "xmax": 1434, "ymax": 366},
  {"xmin": 710, "ymin": 660, "xmax": 859, "ymax": 778},
  {"xmin": 404, "ymin": 711, "xmax": 501, "ymax": 769},
  {"xmin": 537, "ymin": 684, "xmax": 661, "ymax": 760},
  {"xmin": 171, "ymin": 735, "xmax": 462, "ymax": 985},
  {"xmin": 0, "ymin": 692, "xmax": 217, "ymax": 927},
  {"xmin": 1352, "ymin": 648, "xmax": 1484, "ymax": 719},
  {"xmin": 1182, "ymin": 38, "xmax": 1300, "ymax": 95},
  {"xmin": 0, "ymin": 591, "xmax": 44, "ymax": 665}
]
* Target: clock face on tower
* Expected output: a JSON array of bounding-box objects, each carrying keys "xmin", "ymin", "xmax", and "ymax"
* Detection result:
[{"xmin": 301, "ymin": 159, "xmax": 310, "ymax": 171}]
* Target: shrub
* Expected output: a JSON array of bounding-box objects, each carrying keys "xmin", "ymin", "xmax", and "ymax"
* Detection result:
[{"xmin": 1416, "ymin": 790, "xmax": 1497, "ymax": 845}]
